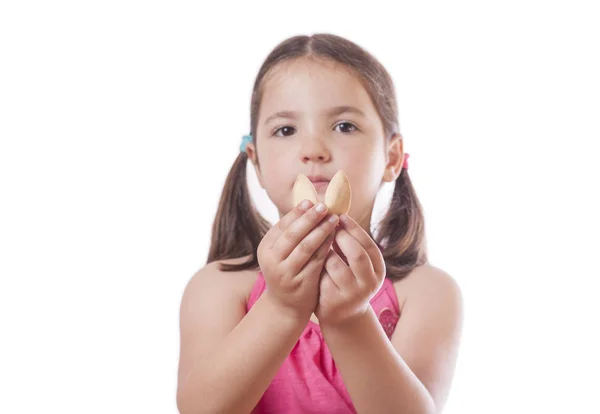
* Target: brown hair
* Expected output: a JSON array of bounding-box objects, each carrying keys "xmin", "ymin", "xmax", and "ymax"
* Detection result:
[{"xmin": 207, "ymin": 33, "xmax": 428, "ymax": 280}]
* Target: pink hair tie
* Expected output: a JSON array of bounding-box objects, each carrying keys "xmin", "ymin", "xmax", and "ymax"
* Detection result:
[{"xmin": 402, "ymin": 153, "xmax": 410, "ymax": 170}]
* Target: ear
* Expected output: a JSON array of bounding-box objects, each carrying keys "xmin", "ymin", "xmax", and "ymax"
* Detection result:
[
  {"xmin": 245, "ymin": 142, "xmax": 265, "ymax": 189},
  {"xmin": 383, "ymin": 134, "xmax": 405, "ymax": 183}
]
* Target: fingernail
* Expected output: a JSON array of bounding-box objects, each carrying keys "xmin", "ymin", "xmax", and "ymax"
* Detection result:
[
  {"xmin": 300, "ymin": 200, "xmax": 312, "ymax": 211},
  {"xmin": 328, "ymin": 214, "xmax": 338, "ymax": 223},
  {"xmin": 316, "ymin": 203, "xmax": 326, "ymax": 213},
  {"xmin": 340, "ymin": 214, "xmax": 348, "ymax": 223}
]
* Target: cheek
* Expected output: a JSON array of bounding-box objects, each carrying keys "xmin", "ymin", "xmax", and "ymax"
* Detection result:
[
  {"xmin": 260, "ymin": 154, "xmax": 295, "ymax": 206},
  {"xmin": 346, "ymin": 151, "xmax": 382, "ymax": 185},
  {"xmin": 260, "ymin": 146, "xmax": 286, "ymax": 175}
]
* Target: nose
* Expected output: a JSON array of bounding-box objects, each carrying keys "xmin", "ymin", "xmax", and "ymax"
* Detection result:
[{"xmin": 299, "ymin": 136, "xmax": 331, "ymax": 164}]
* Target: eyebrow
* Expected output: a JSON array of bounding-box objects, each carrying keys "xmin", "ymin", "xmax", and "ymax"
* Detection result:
[{"xmin": 264, "ymin": 106, "xmax": 366, "ymax": 125}]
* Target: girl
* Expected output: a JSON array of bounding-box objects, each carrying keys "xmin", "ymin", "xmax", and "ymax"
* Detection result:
[{"xmin": 177, "ymin": 33, "xmax": 463, "ymax": 414}]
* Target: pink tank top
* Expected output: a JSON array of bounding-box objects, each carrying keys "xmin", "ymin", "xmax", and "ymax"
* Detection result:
[{"xmin": 246, "ymin": 271, "xmax": 401, "ymax": 414}]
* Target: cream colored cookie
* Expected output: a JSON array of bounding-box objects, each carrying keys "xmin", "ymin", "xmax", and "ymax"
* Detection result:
[
  {"xmin": 324, "ymin": 170, "xmax": 351, "ymax": 215},
  {"xmin": 292, "ymin": 174, "xmax": 318, "ymax": 207}
]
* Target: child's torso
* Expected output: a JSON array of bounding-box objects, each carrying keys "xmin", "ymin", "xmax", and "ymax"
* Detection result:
[{"xmin": 245, "ymin": 269, "xmax": 401, "ymax": 414}]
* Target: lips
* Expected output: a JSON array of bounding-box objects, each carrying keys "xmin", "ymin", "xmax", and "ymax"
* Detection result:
[
  {"xmin": 307, "ymin": 175, "xmax": 330, "ymax": 183},
  {"xmin": 306, "ymin": 175, "xmax": 330, "ymax": 192}
]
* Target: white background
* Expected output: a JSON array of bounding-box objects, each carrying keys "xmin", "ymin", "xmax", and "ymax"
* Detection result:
[{"xmin": 1, "ymin": 1, "xmax": 599, "ymax": 413}]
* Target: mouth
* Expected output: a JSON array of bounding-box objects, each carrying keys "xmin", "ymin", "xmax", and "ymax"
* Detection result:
[
  {"xmin": 307, "ymin": 175, "xmax": 331, "ymax": 193},
  {"xmin": 311, "ymin": 180, "xmax": 329, "ymax": 192}
]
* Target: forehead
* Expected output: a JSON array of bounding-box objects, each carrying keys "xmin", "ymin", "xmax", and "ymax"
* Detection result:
[{"xmin": 259, "ymin": 58, "xmax": 377, "ymax": 121}]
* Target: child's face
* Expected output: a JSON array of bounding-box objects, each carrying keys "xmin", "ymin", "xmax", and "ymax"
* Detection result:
[{"xmin": 248, "ymin": 57, "xmax": 402, "ymax": 231}]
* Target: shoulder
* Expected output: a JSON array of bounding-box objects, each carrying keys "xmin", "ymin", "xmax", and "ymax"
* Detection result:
[
  {"xmin": 389, "ymin": 264, "xmax": 463, "ymax": 411},
  {"xmin": 177, "ymin": 255, "xmax": 260, "ymax": 388},
  {"xmin": 182, "ymin": 255, "xmax": 260, "ymax": 309},
  {"xmin": 392, "ymin": 264, "xmax": 463, "ymax": 315}
]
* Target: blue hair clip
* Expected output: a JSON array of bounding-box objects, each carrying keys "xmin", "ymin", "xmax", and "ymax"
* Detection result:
[{"xmin": 240, "ymin": 134, "xmax": 253, "ymax": 152}]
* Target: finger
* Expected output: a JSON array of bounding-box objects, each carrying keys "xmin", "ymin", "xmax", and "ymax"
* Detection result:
[
  {"xmin": 262, "ymin": 199, "xmax": 314, "ymax": 251},
  {"xmin": 272, "ymin": 203, "xmax": 331, "ymax": 260},
  {"xmin": 284, "ymin": 212, "xmax": 339, "ymax": 275},
  {"xmin": 323, "ymin": 247, "xmax": 356, "ymax": 291},
  {"xmin": 296, "ymin": 230, "xmax": 336, "ymax": 280},
  {"xmin": 318, "ymin": 268, "xmax": 340, "ymax": 297},
  {"xmin": 334, "ymin": 229, "xmax": 375, "ymax": 285},
  {"xmin": 339, "ymin": 214, "xmax": 386, "ymax": 278}
]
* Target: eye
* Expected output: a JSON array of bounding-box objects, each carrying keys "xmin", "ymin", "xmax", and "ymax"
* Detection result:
[
  {"xmin": 273, "ymin": 122, "xmax": 359, "ymax": 137},
  {"xmin": 335, "ymin": 122, "xmax": 359, "ymax": 134},
  {"xmin": 273, "ymin": 126, "xmax": 296, "ymax": 137}
]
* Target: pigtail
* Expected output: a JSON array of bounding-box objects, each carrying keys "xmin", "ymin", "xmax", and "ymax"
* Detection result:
[
  {"xmin": 206, "ymin": 151, "xmax": 271, "ymax": 272},
  {"xmin": 374, "ymin": 168, "xmax": 429, "ymax": 281}
]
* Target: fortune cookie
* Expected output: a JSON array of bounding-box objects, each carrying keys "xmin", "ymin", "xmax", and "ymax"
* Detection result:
[{"xmin": 292, "ymin": 170, "xmax": 352, "ymax": 215}]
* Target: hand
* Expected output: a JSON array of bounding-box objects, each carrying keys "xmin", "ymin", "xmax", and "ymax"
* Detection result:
[
  {"xmin": 257, "ymin": 200, "xmax": 339, "ymax": 321},
  {"xmin": 315, "ymin": 214, "xmax": 386, "ymax": 327}
]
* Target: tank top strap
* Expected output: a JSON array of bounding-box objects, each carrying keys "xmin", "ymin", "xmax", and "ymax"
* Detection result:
[
  {"xmin": 370, "ymin": 278, "xmax": 399, "ymax": 313},
  {"xmin": 370, "ymin": 277, "xmax": 401, "ymax": 339},
  {"xmin": 246, "ymin": 271, "xmax": 267, "ymax": 312}
]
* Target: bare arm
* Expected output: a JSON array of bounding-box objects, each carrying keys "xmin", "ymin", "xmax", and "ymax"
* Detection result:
[
  {"xmin": 176, "ymin": 265, "xmax": 310, "ymax": 414},
  {"xmin": 321, "ymin": 267, "xmax": 463, "ymax": 414}
]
